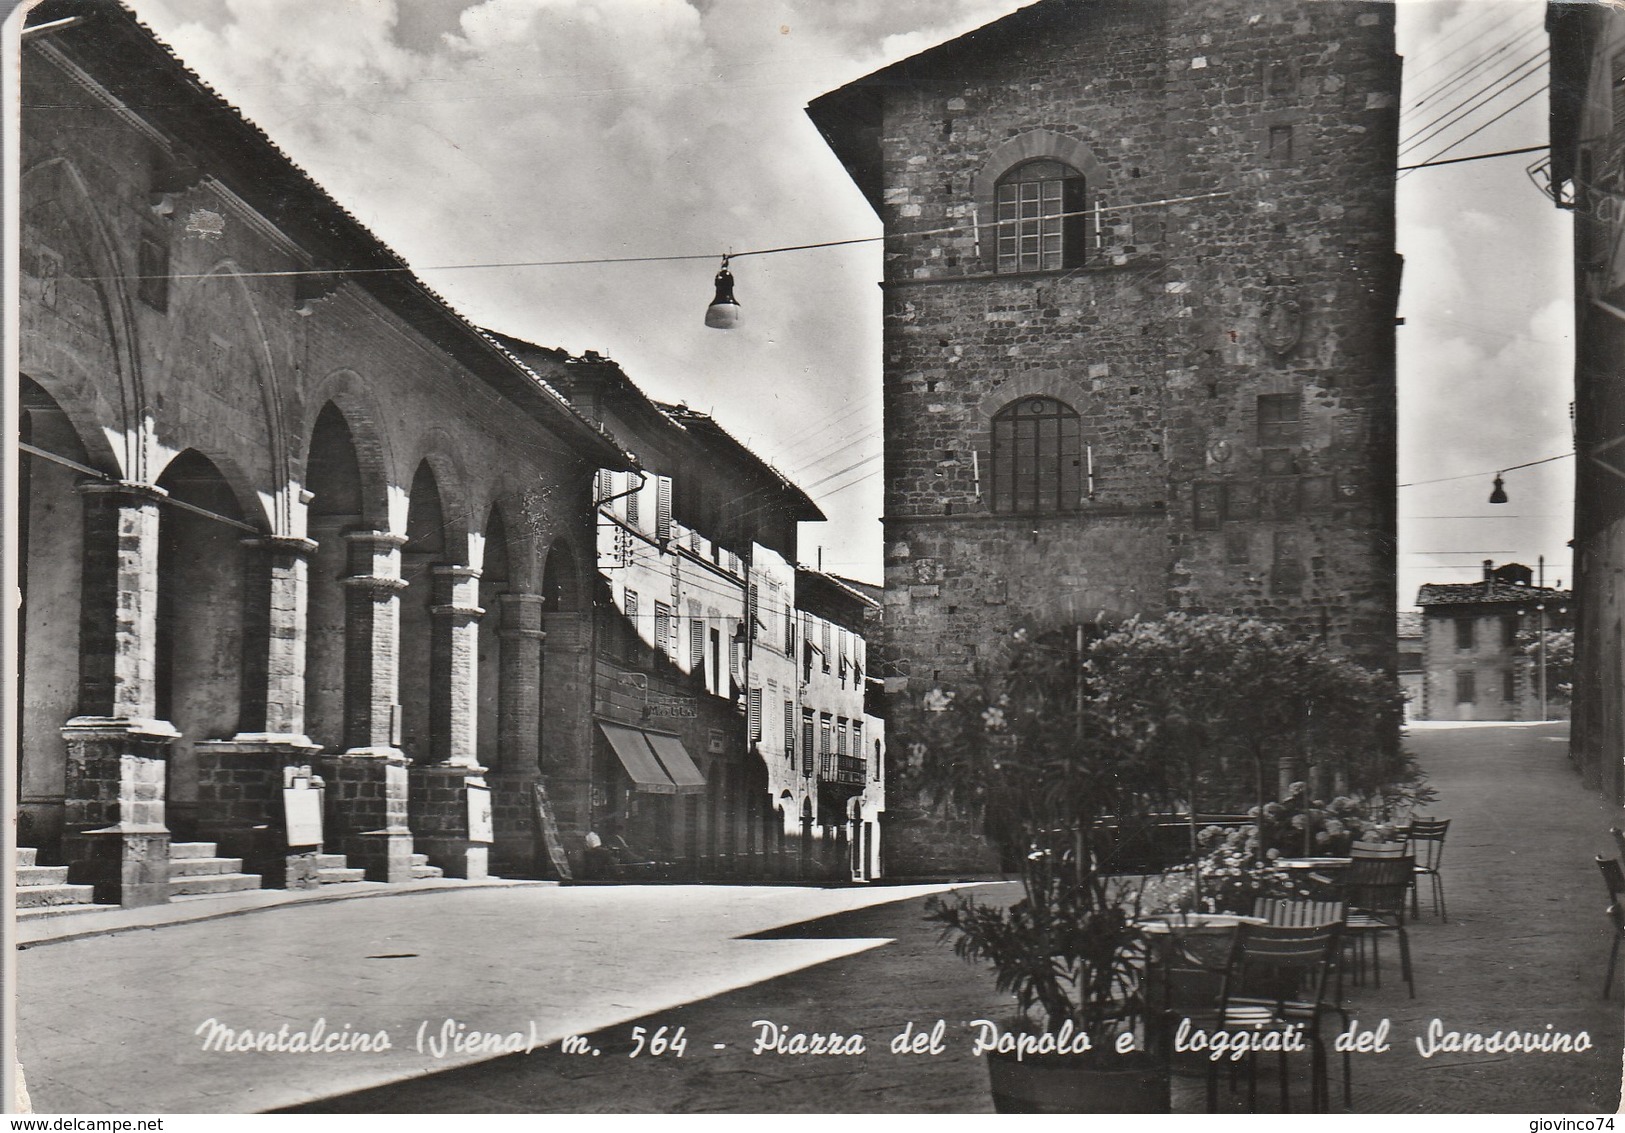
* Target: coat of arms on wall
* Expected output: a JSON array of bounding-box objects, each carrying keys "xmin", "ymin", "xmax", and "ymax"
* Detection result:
[{"xmin": 1261, "ymin": 276, "xmax": 1302, "ymax": 356}]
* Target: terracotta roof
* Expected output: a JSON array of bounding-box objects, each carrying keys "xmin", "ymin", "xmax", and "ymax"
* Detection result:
[
  {"xmin": 655, "ymin": 403, "xmax": 825, "ymax": 523},
  {"xmin": 1416, "ymin": 582, "xmax": 1571, "ymax": 608}
]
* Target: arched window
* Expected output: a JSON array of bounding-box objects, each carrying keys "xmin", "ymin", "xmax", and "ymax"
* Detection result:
[
  {"xmin": 995, "ymin": 160, "xmax": 1086, "ymax": 273},
  {"xmin": 991, "ymin": 396, "xmax": 1082, "ymax": 514}
]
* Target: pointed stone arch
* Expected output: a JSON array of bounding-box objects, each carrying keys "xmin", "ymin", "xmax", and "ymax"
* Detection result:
[
  {"xmin": 298, "ymin": 372, "xmax": 394, "ymax": 533},
  {"xmin": 159, "ymin": 260, "xmax": 287, "ymax": 532},
  {"xmin": 20, "ymin": 156, "xmax": 144, "ymax": 479}
]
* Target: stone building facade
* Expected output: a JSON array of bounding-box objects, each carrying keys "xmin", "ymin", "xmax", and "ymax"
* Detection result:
[
  {"xmin": 794, "ymin": 569, "xmax": 887, "ymax": 881},
  {"xmin": 493, "ymin": 341, "xmax": 852, "ymax": 879},
  {"xmin": 1548, "ymin": 3, "xmax": 1625, "ymax": 803},
  {"xmin": 1416, "ymin": 562, "xmax": 1573, "ymax": 723},
  {"xmin": 16, "ymin": 1, "xmax": 631, "ymax": 905},
  {"xmin": 809, "ymin": 0, "xmax": 1401, "ymax": 871}
]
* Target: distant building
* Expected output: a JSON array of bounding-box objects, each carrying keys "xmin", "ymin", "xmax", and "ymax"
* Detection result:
[
  {"xmin": 794, "ymin": 569, "xmax": 886, "ymax": 881},
  {"xmin": 1547, "ymin": 4, "xmax": 1625, "ymax": 801},
  {"xmin": 1398, "ymin": 611, "xmax": 1424, "ymax": 719},
  {"xmin": 492, "ymin": 337, "xmax": 829, "ymax": 879},
  {"xmin": 1416, "ymin": 562, "xmax": 1573, "ymax": 722},
  {"xmin": 809, "ymin": 0, "xmax": 1402, "ymax": 872}
]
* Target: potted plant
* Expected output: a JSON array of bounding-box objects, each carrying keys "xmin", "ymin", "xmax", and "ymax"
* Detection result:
[{"xmin": 904, "ymin": 629, "xmax": 1174, "ymax": 1113}]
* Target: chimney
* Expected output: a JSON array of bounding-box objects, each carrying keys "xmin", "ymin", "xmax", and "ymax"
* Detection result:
[{"xmin": 1484, "ymin": 559, "xmax": 1494, "ymax": 596}]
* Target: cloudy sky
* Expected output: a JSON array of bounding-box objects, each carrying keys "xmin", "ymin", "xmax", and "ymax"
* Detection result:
[{"xmin": 122, "ymin": 0, "xmax": 1574, "ymax": 606}]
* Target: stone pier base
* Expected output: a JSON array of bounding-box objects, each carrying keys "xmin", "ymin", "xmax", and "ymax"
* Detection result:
[
  {"xmin": 320, "ymin": 748, "xmax": 414, "ymax": 883},
  {"xmin": 61, "ymin": 717, "xmax": 179, "ymax": 907},
  {"xmin": 195, "ymin": 734, "xmax": 323, "ymax": 888},
  {"xmin": 409, "ymin": 762, "xmax": 492, "ymax": 880}
]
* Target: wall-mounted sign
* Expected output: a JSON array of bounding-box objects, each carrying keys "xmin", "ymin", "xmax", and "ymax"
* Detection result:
[{"xmin": 467, "ymin": 786, "xmax": 494, "ymax": 843}]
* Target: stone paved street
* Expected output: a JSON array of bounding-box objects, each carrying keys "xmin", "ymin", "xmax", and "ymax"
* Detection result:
[{"xmin": 17, "ymin": 721, "xmax": 1624, "ymax": 1113}]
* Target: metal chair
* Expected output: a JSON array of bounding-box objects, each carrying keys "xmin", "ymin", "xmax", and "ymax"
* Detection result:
[
  {"xmin": 1202, "ymin": 923, "xmax": 1348, "ymax": 1112},
  {"xmin": 1406, "ymin": 817, "xmax": 1450, "ymax": 921},
  {"xmin": 1340, "ymin": 855, "xmax": 1415, "ymax": 998},
  {"xmin": 1349, "ymin": 839, "xmax": 1405, "ymax": 859},
  {"xmin": 1252, "ymin": 897, "xmax": 1346, "ymax": 927},
  {"xmin": 1597, "ymin": 855, "xmax": 1625, "ymax": 998}
]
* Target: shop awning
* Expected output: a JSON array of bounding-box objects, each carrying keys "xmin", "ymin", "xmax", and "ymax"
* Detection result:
[
  {"xmin": 645, "ymin": 732, "xmax": 707, "ymax": 795},
  {"xmin": 598, "ymin": 722, "xmax": 677, "ymax": 795}
]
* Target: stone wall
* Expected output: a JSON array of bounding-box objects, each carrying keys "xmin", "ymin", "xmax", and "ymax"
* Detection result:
[{"xmin": 832, "ymin": 0, "xmax": 1401, "ymax": 873}]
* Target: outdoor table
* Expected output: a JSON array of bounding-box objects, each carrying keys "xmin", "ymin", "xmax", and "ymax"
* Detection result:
[
  {"xmin": 1276, "ymin": 856, "xmax": 1353, "ymax": 869},
  {"xmin": 1136, "ymin": 914, "xmax": 1267, "ymax": 1065},
  {"xmin": 1137, "ymin": 912, "xmax": 1269, "ymax": 933}
]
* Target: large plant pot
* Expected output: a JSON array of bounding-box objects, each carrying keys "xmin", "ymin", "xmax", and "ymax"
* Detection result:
[{"xmin": 986, "ymin": 1049, "xmax": 1170, "ymax": 1113}]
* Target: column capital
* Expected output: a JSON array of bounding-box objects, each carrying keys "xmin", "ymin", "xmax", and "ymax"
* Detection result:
[
  {"xmin": 77, "ymin": 480, "xmax": 168, "ymax": 504},
  {"xmin": 430, "ymin": 604, "xmax": 485, "ymax": 619},
  {"xmin": 431, "ymin": 564, "xmax": 482, "ymax": 581},
  {"xmin": 242, "ymin": 534, "xmax": 320, "ymax": 558},
  {"xmin": 341, "ymin": 574, "xmax": 410, "ymax": 595},
  {"xmin": 343, "ymin": 530, "xmax": 408, "ymax": 549}
]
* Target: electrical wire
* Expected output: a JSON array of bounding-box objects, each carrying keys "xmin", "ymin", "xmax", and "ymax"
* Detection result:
[
  {"xmin": 1403, "ymin": 5, "xmax": 1512, "ymax": 86},
  {"xmin": 1395, "ymin": 143, "xmax": 1547, "ymax": 172},
  {"xmin": 1398, "ymin": 83, "xmax": 1549, "ymax": 179},
  {"xmin": 1397, "ymin": 452, "xmax": 1573, "ymax": 489},
  {"xmin": 1398, "ymin": 49, "xmax": 1548, "ymax": 157},
  {"xmin": 73, "ymin": 191, "xmax": 1234, "ymax": 285},
  {"xmin": 1404, "ymin": 22, "xmax": 1542, "ymax": 121}
]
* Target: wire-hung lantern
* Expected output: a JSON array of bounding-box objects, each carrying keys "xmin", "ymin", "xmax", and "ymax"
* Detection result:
[{"xmin": 704, "ymin": 256, "xmax": 740, "ymax": 330}]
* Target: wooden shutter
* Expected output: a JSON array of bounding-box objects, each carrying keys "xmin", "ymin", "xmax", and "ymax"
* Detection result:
[{"xmin": 656, "ymin": 475, "xmax": 672, "ymax": 542}]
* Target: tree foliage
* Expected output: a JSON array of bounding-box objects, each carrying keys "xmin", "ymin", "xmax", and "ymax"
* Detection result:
[
  {"xmin": 1085, "ymin": 613, "xmax": 1412, "ymax": 818},
  {"xmin": 897, "ymin": 614, "xmax": 1415, "ymax": 1035}
]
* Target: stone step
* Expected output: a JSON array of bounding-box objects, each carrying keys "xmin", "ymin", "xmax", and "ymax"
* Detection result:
[
  {"xmin": 410, "ymin": 853, "xmax": 431, "ymax": 867},
  {"xmin": 18, "ymin": 847, "xmax": 37, "ymax": 868},
  {"xmin": 170, "ymin": 872, "xmax": 261, "ymax": 897},
  {"xmin": 17, "ymin": 864, "xmax": 70, "ymax": 887},
  {"xmin": 17, "ymin": 902, "xmax": 103, "ymax": 922},
  {"xmin": 169, "ymin": 842, "xmax": 220, "ymax": 860},
  {"xmin": 169, "ymin": 856, "xmax": 245, "ymax": 877},
  {"xmin": 317, "ymin": 867, "xmax": 366, "ymax": 885},
  {"xmin": 410, "ymin": 862, "xmax": 444, "ymax": 880},
  {"xmin": 18, "ymin": 883, "xmax": 97, "ymax": 908},
  {"xmin": 317, "ymin": 853, "xmax": 348, "ymax": 870}
]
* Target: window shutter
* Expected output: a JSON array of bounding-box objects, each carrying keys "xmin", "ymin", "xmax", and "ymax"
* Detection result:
[
  {"xmin": 748, "ymin": 583, "xmax": 760, "ymax": 640},
  {"xmin": 784, "ymin": 700, "xmax": 795, "ymax": 756},
  {"xmin": 595, "ymin": 468, "xmax": 611, "ymax": 503},
  {"xmin": 802, "ymin": 711, "xmax": 815, "ymax": 776},
  {"xmin": 690, "ymin": 617, "xmax": 705, "ymax": 671},
  {"xmin": 656, "ymin": 475, "xmax": 672, "ymax": 542},
  {"xmin": 626, "ymin": 475, "xmax": 640, "ymax": 527},
  {"xmin": 654, "ymin": 602, "xmax": 671, "ymax": 652},
  {"xmin": 748, "ymin": 687, "xmax": 762, "ymax": 741}
]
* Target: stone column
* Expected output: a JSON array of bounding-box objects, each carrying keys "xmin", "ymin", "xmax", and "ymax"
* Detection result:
[
  {"xmin": 489, "ymin": 593, "xmax": 544, "ymax": 875},
  {"xmin": 62, "ymin": 482, "xmax": 175, "ymax": 907},
  {"xmin": 540, "ymin": 611, "xmax": 595, "ymax": 875},
  {"xmin": 318, "ymin": 530, "xmax": 413, "ymax": 882},
  {"xmin": 409, "ymin": 565, "xmax": 490, "ymax": 879},
  {"xmin": 196, "ymin": 536, "xmax": 325, "ymax": 887}
]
